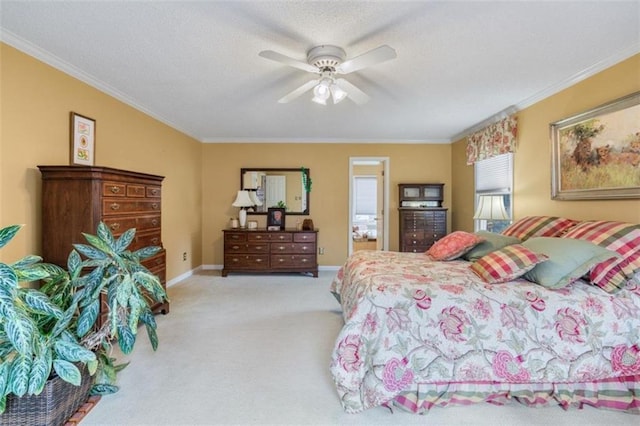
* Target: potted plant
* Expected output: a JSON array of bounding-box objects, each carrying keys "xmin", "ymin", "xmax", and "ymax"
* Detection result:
[{"xmin": 0, "ymin": 222, "xmax": 167, "ymax": 424}]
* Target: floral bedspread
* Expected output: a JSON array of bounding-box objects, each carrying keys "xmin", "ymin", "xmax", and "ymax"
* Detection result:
[{"xmin": 329, "ymin": 250, "xmax": 640, "ymax": 413}]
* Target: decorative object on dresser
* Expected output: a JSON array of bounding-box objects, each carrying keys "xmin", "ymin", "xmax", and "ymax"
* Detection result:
[
  {"xmin": 267, "ymin": 207, "xmax": 286, "ymax": 230},
  {"xmin": 232, "ymin": 190, "xmax": 256, "ymax": 228},
  {"xmin": 222, "ymin": 229, "xmax": 318, "ymax": 277},
  {"xmin": 398, "ymin": 183, "xmax": 447, "ymax": 252},
  {"xmin": 37, "ymin": 165, "xmax": 169, "ymax": 317}
]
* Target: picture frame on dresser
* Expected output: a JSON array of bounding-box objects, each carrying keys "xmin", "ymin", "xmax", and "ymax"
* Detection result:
[
  {"xmin": 267, "ymin": 207, "xmax": 285, "ymax": 230},
  {"xmin": 69, "ymin": 112, "xmax": 96, "ymax": 166}
]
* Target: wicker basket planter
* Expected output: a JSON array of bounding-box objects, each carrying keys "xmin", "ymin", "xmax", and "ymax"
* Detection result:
[{"xmin": 1, "ymin": 365, "xmax": 91, "ymax": 426}]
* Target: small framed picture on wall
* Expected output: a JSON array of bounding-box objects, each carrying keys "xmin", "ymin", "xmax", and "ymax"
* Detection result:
[
  {"xmin": 70, "ymin": 112, "xmax": 96, "ymax": 166},
  {"xmin": 267, "ymin": 208, "xmax": 285, "ymax": 231}
]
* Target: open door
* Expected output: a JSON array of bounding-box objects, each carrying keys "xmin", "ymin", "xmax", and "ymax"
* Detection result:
[{"xmin": 349, "ymin": 157, "xmax": 389, "ymax": 255}]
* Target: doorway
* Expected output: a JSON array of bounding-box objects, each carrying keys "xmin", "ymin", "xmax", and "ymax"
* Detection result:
[{"xmin": 349, "ymin": 157, "xmax": 389, "ymax": 255}]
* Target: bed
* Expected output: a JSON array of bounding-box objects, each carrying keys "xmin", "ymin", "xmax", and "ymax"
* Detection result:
[{"xmin": 329, "ymin": 217, "xmax": 640, "ymax": 414}]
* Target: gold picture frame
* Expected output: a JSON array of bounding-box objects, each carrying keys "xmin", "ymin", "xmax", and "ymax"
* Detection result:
[
  {"xmin": 70, "ymin": 112, "xmax": 96, "ymax": 166},
  {"xmin": 550, "ymin": 91, "xmax": 640, "ymax": 200}
]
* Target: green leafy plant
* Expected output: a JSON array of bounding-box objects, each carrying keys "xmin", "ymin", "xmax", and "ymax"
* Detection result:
[
  {"xmin": 301, "ymin": 167, "xmax": 312, "ymax": 192},
  {"xmin": 0, "ymin": 222, "xmax": 167, "ymax": 413}
]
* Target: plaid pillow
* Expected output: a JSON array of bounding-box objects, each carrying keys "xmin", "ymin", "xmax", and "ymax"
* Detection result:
[
  {"xmin": 427, "ymin": 231, "xmax": 484, "ymax": 261},
  {"xmin": 563, "ymin": 221, "xmax": 640, "ymax": 292},
  {"xmin": 470, "ymin": 244, "xmax": 548, "ymax": 284},
  {"xmin": 501, "ymin": 216, "xmax": 578, "ymax": 241}
]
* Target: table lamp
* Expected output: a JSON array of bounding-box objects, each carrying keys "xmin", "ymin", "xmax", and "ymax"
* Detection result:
[
  {"xmin": 473, "ymin": 195, "xmax": 509, "ymax": 232},
  {"xmin": 232, "ymin": 190, "xmax": 254, "ymax": 228}
]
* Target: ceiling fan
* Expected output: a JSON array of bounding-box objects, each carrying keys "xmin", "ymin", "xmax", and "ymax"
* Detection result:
[{"xmin": 259, "ymin": 45, "xmax": 397, "ymax": 105}]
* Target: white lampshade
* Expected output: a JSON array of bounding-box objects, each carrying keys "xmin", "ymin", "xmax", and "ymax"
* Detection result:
[
  {"xmin": 232, "ymin": 190, "xmax": 254, "ymax": 208},
  {"xmin": 473, "ymin": 195, "xmax": 509, "ymax": 220}
]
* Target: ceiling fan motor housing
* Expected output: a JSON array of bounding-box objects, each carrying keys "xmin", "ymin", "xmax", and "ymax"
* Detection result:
[{"xmin": 307, "ymin": 45, "xmax": 346, "ymax": 70}]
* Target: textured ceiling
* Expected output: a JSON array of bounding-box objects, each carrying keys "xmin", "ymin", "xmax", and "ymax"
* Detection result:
[{"xmin": 1, "ymin": 1, "xmax": 639, "ymax": 143}]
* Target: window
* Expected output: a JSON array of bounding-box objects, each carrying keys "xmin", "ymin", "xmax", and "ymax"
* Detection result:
[
  {"xmin": 474, "ymin": 153, "xmax": 513, "ymax": 233},
  {"xmin": 353, "ymin": 176, "xmax": 377, "ymax": 233}
]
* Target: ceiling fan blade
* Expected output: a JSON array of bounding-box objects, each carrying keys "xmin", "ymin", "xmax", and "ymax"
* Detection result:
[
  {"xmin": 335, "ymin": 79, "xmax": 370, "ymax": 105},
  {"xmin": 336, "ymin": 45, "xmax": 397, "ymax": 74},
  {"xmin": 259, "ymin": 50, "xmax": 319, "ymax": 73},
  {"xmin": 278, "ymin": 79, "xmax": 320, "ymax": 103}
]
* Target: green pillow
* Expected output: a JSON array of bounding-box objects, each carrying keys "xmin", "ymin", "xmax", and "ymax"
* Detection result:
[
  {"xmin": 522, "ymin": 237, "xmax": 620, "ymax": 289},
  {"xmin": 462, "ymin": 231, "xmax": 520, "ymax": 262}
]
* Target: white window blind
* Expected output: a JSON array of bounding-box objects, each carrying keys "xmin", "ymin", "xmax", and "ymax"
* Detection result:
[
  {"xmin": 354, "ymin": 176, "xmax": 377, "ymax": 216},
  {"xmin": 475, "ymin": 153, "xmax": 513, "ymax": 194}
]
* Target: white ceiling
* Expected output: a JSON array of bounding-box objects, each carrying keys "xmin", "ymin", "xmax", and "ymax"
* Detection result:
[{"xmin": 1, "ymin": 1, "xmax": 639, "ymax": 143}]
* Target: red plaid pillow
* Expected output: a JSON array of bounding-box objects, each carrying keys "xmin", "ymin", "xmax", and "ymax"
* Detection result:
[
  {"xmin": 502, "ymin": 216, "xmax": 578, "ymax": 241},
  {"xmin": 563, "ymin": 221, "xmax": 640, "ymax": 292},
  {"xmin": 470, "ymin": 244, "xmax": 548, "ymax": 284}
]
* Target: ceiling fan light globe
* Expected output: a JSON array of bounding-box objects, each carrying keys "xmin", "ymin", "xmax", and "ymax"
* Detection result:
[
  {"xmin": 311, "ymin": 95, "xmax": 327, "ymax": 105},
  {"xmin": 330, "ymin": 84, "xmax": 347, "ymax": 104}
]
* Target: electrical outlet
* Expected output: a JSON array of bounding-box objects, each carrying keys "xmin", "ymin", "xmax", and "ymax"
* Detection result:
[
  {"xmin": 318, "ymin": 247, "xmax": 325, "ymax": 255},
  {"xmin": 182, "ymin": 252, "xmax": 187, "ymax": 261}
]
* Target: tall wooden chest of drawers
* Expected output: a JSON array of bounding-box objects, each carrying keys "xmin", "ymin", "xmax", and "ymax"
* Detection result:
[
  {"xmin": 38, "ymin": 165, "xmax": 169, "ymax": 315},
  {"xmin": 398, "ymin": 183, "xmax": 448, "ymax": 253},
  {"xmin": 222, "ymin": 229, "xmax": 318, "ymax": 277}
]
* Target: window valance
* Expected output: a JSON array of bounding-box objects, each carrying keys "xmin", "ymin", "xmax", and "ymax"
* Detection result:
[{"xmin": 466, "ymin": 116, "xmax": 518, "ymax": 165}]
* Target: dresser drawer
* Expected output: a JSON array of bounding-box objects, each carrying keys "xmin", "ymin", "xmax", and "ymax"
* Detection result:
[
  {"xmin": 103, "ymin": 182, "xmax": 127, "ymax": 197},
  {"xmin": 271, "ymin": 242, "xmax": 315, "ymax": 254},
  {"xmin": 293, "ymin": 232, "xmax": 316, "ymax": 243},
  {"xmin": 104, "ymin": 214, "xmax": 161, "ymax": 234},
  {"xmin": 225, "ymin": 232, "xmax": 247, "ymax": 243},
  {"xmin": 102, "ymin": 199, "xmax": 162, "ymax": 215},
  {"xmin": 133, "ymin": 230, "xmax": 162, "ymax": 250},
  {"xmin": 126, "ymin": 184, "xmax": 146, "ymax": 198},
  {"xmin": 224, "ymin": 254, "xmax": 269, "ymax": 269},
  {"xmin": 146, "ymin": 186, "xmax": 162, "ymax": 198},
  {"xmin": 142, "ymin": 251, "xmax": 166, "ymax": 271},
  {"xmin": 224, "ymin": 242, "xmax": 269, "ymax": 254},
  {"xmin": 271, "ymin": 254, "xmax": 316, "ymax": 268}
]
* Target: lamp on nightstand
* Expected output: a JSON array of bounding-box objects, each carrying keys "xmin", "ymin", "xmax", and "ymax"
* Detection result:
[
  {"xmin": 473, "ymin": 195, "xmax": 509, "ymax": 232},
  {"xmin": 232, "ymin": 190, "xmax": 254, "ymax": 228}
]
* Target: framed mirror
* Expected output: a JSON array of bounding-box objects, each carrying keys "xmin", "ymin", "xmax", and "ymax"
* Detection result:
[{"xmin": 240, "ymin": 168, "xmax": 310, "ymax": 215}]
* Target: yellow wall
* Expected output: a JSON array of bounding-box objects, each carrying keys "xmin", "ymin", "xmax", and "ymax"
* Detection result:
[
  {"xmin": 0, "ymin": 43, "xmax": 203, "ymax": 280},
  {"xmin": 3, "ymin": 41, "xmax": 638, "ymax": 277},
  {"xmin": 202, "ymin": 143, "xmax": 452, "ymax": 266},
  {"xmin": 451, "ymin": 54, "xmax": 640, "ymax": 232}
]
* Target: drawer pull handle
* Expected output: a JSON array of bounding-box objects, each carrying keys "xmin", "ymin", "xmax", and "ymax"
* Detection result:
[
  {"xmin": 255, "ymin": 258, "xmax": 263, "ymax": 263},
  {"xmin": 152, "ymin": 203, "xmax": 159, "ymax": 210},
  {"xmin": 231, "ymin": 235, "xmax": 240, "ymax": 240},
  {"xmin": 232, "ymin": 258, "xmax": 239, "ymax": 263},
  {"xmin": 278, "ymin": 236, "xmax": 285, "ymax": 240},
  {"xmin": 151, "ymin": 238, "xmax": 159, "ymax": 244},
  {"xmin": 278, "ymin": 258, "xmax": 285, "ymax": 263},
  {"xmin": 150, "ymin": 188, "xmax": 159, "ymax": 195},
  {"xmin": 110, "ymin": 203, "xmax": 120, "ymax": 211},
  {"xmin": 255, "ymin": 236, "xmax": 263, "ymax": 240},
  {"xmin": 155, "ymin": 258, "xmax": 162, "ymax": 265},
  {"xmin": 278, "ymin": 246, "xmax": 285, "ymax": 251},
  {"xmin": 152, "ymin": 219, "xmax": 158, "ymax": 226},
  {"xmin": 232, "ymin": 245, "xmax": 240, "ymax": 250},
  {"xmin": 302, "ymin": 246, "xmax": 308, "ymax": 251},
  {"xmin": 301, "ymin": 258, "xmax": 308, "ymax": 263},
  {"xmin": 110, "ymin": 186, "xmax": 121, "ymax": 194},
  {"xmin": 109, "ymin": 223, "xmax": 121, "ymax": 231}
]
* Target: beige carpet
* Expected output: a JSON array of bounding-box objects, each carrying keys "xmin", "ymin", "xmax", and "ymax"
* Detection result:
[{"xmin": 81, "ymin": 270, "xmax": 638, "ymax": 425}]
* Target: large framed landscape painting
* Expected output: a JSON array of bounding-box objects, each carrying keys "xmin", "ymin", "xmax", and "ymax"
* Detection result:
[{"xmin": 551, "ymin": 91, "xmax": 640, "ymax": 200}]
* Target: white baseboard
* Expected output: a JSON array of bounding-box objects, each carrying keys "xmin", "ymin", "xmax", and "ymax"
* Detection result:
[
  {"xmin": 199, "ymin": 264, "xmax": 341, "ymax": 272},
  {"xmin": 166, "ymin": 266, "xmax": 201, "ymax": 287}
]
